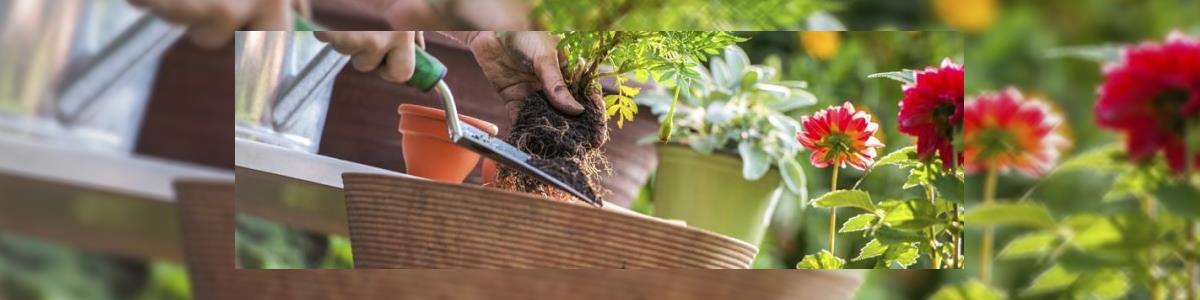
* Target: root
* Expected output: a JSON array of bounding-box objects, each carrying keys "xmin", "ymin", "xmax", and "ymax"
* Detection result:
[{"xmin": 494, "ymin": 81, "xmax": 611, "ymax": 204}]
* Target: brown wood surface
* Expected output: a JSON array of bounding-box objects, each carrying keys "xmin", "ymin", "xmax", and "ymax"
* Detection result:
[
  {"xmin": 175, "ymin": 180, "xmax": 861, "ymax": 299},
  {"xmin": 341, "ymin": 173, "xmax": 756, "ymax": 269}
]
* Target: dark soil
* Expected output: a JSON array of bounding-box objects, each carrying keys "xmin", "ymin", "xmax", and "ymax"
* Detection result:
[
  {"xmin": 528, "ymin": 157, "xmax": 598, "ymax": 201},
  {"xmin": 493, "ymin": 84, "xmax": 610, "ymax": 205}
]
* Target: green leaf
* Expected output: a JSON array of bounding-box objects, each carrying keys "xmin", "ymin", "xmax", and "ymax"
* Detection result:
[
  {"xmin": 738, "ymin": 141, "xmax": 771, "ymax": 180},
  {"xmin": 1061, "ymin": 214, "xmax": 1121, "ymax": 249},
  {"xmin": 874, "ymin": 227, "xmax": 925, "ymax": 245},
  {"xmin": 904, "ymin": 166, "xmax": 934, "ymax": 190},
  {"xmin": 879, "ymin": 199, "xmax": 939, "ymax": 230},
  {"xmin": 811, "ymin": 190, "xmax": 875, "ymax": 212},
  {"xmin": 1055, "ymin": 144, "xmax": 1124, "ymax": 173},
  {"xmin": 932, "ymin": 174, "xmax": 965, "ymax": 205},
  {"xmin": 840, "ymin": 213, "xmax": 878, "ymax": 233},
  {"xmin": 867, "ymin": 70, "xmax": 916, "ymax": 84},
  {"xmin": 929, "ymin": 280, "xmax": 1006, "ymax": 300},
  {"xmin": 1021, "ymin": 264, "xmax": 1080, "ymax": 296},
  {"xmin": 778, "ymin": 159, "xmax": 808, "ymax": 198},
  {"xmin": 852, "ymin": 239, "xmax": 887, "ymax": 261},
  {"xmin": 882, "ymin": 242, "xmax": 919, "ymax": 268},
  {"xmin": 1045, "ymin": 44, "xmax": 1122, "ymax": 63},
  {"xmin": 795, "ymin": 250, "xmax": 844, "ymax": 269},
  {"xmin": 1153, "ymin": 180, "xmax": 1200, "ymax": 218},
  {"xmin": 872, "ymin": 146, "xmax": 919, "ymax": 169},
  {"xmin": 1074, "ymin": 269, "xmax": 1130, "ymax": 300},
  {"xmin": 998, "ymin": 231, "xmax": 1057, "ymax": 259},
  {"xmin": 966, "ymin": 203, "xmax": 1056, "ymax": 229}
]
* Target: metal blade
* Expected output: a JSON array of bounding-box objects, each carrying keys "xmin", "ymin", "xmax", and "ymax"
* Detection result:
[{"xmin": 453, "ymin": 124, "xmax": 601, "ymax": 207}]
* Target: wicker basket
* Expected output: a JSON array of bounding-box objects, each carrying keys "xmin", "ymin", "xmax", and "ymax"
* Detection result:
[{"xmin": 342, "ymin": 173, "xmax": 758, "ymax": 269}]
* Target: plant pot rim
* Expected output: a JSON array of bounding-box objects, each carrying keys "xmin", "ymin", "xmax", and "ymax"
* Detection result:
[
  {"xmin": 398, "ymin": 103, "xmax": 499, "ymax": 136},
  {"xmin": 657, "ymin": 142, "xmax": 781, "ymax": 175}
]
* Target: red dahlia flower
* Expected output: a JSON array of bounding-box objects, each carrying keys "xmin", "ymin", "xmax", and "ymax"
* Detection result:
[
  {"xmin": 898, "ymin": 58, "xmax": 965, "ymax": 170},
  {"xmin": 1095, "ymin": 31, "xmax": 1200, "ymax": 173},
  {"xmin": 964, "ymin": 89, "xmax": 1069, "ymax": 176},
  {"xmin": 798, "ymin": 102, "xmax": 885, "ymax": 170}
]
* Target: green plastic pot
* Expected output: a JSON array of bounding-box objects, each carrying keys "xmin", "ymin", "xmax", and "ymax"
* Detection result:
[{"xmin": 652, "ymin": 144, "xmax": 781, "ymax": 246}]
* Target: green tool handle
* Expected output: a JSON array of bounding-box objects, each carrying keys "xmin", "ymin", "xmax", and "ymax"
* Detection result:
[
  {"xmin": 295, "ymin": 17, "xmax": 447, "ymax": 91},
  {"xmin": 407, "ymin": 48, "xmax": 448, "ymax": 91}
]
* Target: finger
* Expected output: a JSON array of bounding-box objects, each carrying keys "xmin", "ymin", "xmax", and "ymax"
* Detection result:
[
  {"xmin": 127, "ymin": 0, "xmax": 152, "ymax": 8},
  {"xmin": 186, "ymin": 5, "xmax": 240, "ymax": 48},
  {"xmin": 532, "ymin": 51, "xmax": 582, "ymax": 115},
  {"xmin": 350, "ymin": 34, "xmax": 387, "ymax": 73},
  {"xmin": 148, "ymin": 0, "xmax": 201, "ymax": 24},
  {"xmin": 415, "ymin": 31, "xmax": 426, "ymax": 49},
  {"xmin": 313, "ymin": 31, "xmax": 331, "ymax": 42},
  {"xmin": 557, "ymin": 50, "xmax": 568, "ymax": 72},
  {"xmin": 381, "ymin": 32, "xmax": 416, "ymax": 83},
  {"xmin": 248, "ymin": 0, "xmax": 291, "ymax": 31},
  {"xmin": 322, "ymin": 32, "xmax": 363, "ymax": 55},
  {"xmin": 186, "ymin": 0, "xmax": 253, "ymax": 48}
]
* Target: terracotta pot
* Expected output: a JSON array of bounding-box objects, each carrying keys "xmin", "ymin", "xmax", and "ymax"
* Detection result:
[
  {"xmin": 481, "ymin": 159, "xmax": 498, "ymax": 185},
  {"xmin": 397, "ymin": 104, "xmax": 498, "ymax": 183}
]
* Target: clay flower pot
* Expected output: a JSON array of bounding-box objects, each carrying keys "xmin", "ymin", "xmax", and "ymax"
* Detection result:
[
  {"xmin": 481, "ymin": 159, "xmax": 498, "ymax": 185},
  {"xmin": 397, "ymin": 104, "xmax": 499, "ymax": 183}
]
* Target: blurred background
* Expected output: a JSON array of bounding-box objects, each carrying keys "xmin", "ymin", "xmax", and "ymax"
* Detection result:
[{"xmin": 849, "ymin": 0, "xmax": 1200, "ymax": 299}]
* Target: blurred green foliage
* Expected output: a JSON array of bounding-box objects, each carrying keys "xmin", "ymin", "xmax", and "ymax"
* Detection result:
[
  {"xmin": 532, "ymin": 0, "xmax": 836, "ymax": 30},
  {"xmin": 234, "ymin": 214, "xmax": 352, "ymax": 269},
  {"xmin": 0, "ymin": 234, "xmax": 189, "ymax": 300}
]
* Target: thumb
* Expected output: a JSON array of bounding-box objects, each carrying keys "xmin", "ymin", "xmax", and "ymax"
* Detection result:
[{"xmin": 532, "ymin": 53, "xmax": 583, "ymax": 116}]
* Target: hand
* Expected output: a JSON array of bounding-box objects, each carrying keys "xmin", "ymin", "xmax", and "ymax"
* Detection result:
[
  {"xmin": 313, "ymin": 31, "xmax": 425, "ymax": 83},
  {"xmin": 335, "ymin": 0, "xmax": 531, "ymax": 30},
  {"xmin": 456, "ymin": 31, "xmax": 590, "ymax": 117},
  {"xmin": 128, "ymin": 0, "xmax": 294, "ymax": 48}
]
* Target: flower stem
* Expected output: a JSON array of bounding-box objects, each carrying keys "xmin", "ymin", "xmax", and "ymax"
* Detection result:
[
  {"xmin": 981, "ymin": 167, "xmax": 998, "ymax": 283},
  {"xmin": 828, "ymin": 167, "xmax": 839, "ymax": 254},
  {"xmin": 951, "ymin": 148, "xmax": 963, "ymax": 268},
  {"xmin": 1187, "ymin": 220, "xmax": 1197, "ymax": 300},
  {"xmin": 1139, "ymin": 196, "xmax": 1156, "ymax": 218},
  {"xmin": 953, "ymin": 202, "xmax": 962, "ymax": 268},
  {"xmin": 926, "ymin": 183, "xmax": 941, "ymax": 269}
]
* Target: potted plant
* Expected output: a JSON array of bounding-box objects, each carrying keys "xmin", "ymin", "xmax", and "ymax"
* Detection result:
[
  {"xmin": 494, "ymin": 31, "xmax": 745, "ymax": 203},
  {"xmin": 635, "ymin": 45, "xmax": 817, "ymax": 245}
]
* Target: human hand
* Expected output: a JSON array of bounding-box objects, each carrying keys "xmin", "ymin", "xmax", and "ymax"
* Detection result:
[
  {"xmin": 313, "ymin": 31, "xmax": 425, "ymax": 84},
  {"xmin": 128, "ymin": 0, "xmax": 294, "ymax": 48},
  {"xmin": 337, "ymin": 0, "xmax": 531, "ymax": 30},
  {"xmin": 455, "ymin": 31, "xmax": 592, "ymax": 117}
]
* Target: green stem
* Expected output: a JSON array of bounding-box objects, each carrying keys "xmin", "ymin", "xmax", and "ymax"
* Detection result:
[
  {"xmin": 926, "ymin": 183, "xmax": 941, "ymax": 269},
  {"xmin": 1140, "ymin": 196, "xmax": 1156, "ymax": 218},
  {"xmin": 658, "ymin": 83, "xmax": 682, "ymax": 142},
  {"xmin": 982, "ymin": 167, "xmax": 998, "ymax": 283},
  {"xmin": 951, "ymin": 147, "xmax": 963, "ymax": 268},
  {"xmin": 1187, "ymin": 220, "xmax": 1197, "ymax": 300},
  {"xmin": 951, "ymin": 202, "xmax": 962, "ymax": 268},
  {"xmin": 829, "ymin": 167, "xmax": 839, "ymax": 254}
]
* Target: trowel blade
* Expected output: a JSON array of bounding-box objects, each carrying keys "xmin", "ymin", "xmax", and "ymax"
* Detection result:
[{"xmin": 453, "ymin": 124, "xmax": 601, "ymax": 207}]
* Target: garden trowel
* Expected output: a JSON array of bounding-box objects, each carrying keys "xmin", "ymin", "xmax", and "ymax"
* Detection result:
[{"xmin": 385, "ymin": 45, "xmax": 602, "ymax": 207}]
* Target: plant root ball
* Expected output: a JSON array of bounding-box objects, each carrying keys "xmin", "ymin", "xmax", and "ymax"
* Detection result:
[{"xmin": 494, "ymin": 86, "xmax": 610, "ymax": 204}]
